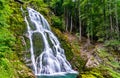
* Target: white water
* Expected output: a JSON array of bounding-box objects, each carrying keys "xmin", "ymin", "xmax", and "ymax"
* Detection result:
[{"xmin": 24, "ymin": 7, "xmax": 77, "ymax": 76}]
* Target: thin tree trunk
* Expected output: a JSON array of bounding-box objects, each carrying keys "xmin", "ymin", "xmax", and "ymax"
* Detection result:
[
  {"xmin": 70, "ymin": 16, "xmax": 73, "ymax": 33},
  {"xmin": 65, "ymin": 8, "xmax": 68, "ymax": 32},
  {"xmin": 109, "ymin": 0, "xmax": 113, "ymax": 39},
  {"xmin": 115, "ymin": 1, "xmax": 119, "ymax": 39},
  {"xmin": 87, "ymin": 0, "xmax": 91, "ymax": 43},
  {"xmin": 90, "ymin": 16, "xmax": 93, "ymax": 42},
  {"xmin": 110, "ymin": 15, "xmax": 113, "ymax": 39},
  {"xmin": 78, "ymin": 0, "xmax": 82, "ymax": 41},
  {"xmin": 106, "ymin": 0, "xmax": 110, "ymax": 40},
  {"xmin": 103, "ymin": 0, "xmax": 107, "ymax": 40}
]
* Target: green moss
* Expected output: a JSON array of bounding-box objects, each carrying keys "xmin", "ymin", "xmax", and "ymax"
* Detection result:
[
  {"xmin": 101, "ymin": 67, "xmax": 120, "ymax": 78},
  {"xmin": 81, "ymin": 74, "xmax": 96, "ymax": 78},
  {"xmin": 32, "ymin": 33, "xmax": 44, "ymax": 58},
  {"xmin": 0, "ymin": 58, "xmax": 14, "ymax": 78},
  {"xmin": 95, "ymin": 47, "xmax": 120, "ymax": 78},
  {"xmin": 96, "ymin": 48, "xmax": 109, "ymax": 58},
  {"xmin": 51, "ymin": 27, "xmax": 73, "ymax": 60},
  {"xmin": 0, "ymin": 0, "xmax": 36, "ymax": 78},
  {"xmin": 81, "ymin": 68, "xmax": 104, "ymax": 78}
]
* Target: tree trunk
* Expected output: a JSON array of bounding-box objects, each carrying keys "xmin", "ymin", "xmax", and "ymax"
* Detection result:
[
  {"xmin": 70, "ymin": 16, "xmax": 73, "ymax": 33},
  {"xmin": 115, "ymin": 1, "xmax": 119, "ymax": 39},
  {"xmin": 78, "ymin": 0, "xmax": 82, "ymax": 41},
  {"xmin": 110, "ymin": 16, "xmax": 113, "ymax": 39},
  {"xmin": 65, "ymin": 8, "xmax": 68, "ymax": 32},
  {"xmin": 109, "ymin": 0, "xmax": 113, "ymax": 39},
  {"xmin": 103, "ymin": 0, "xmax": 107, "ymax": 40}
]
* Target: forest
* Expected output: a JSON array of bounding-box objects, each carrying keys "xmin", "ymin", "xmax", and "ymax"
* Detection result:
[{"xmin": 0, "ymin": 0, "xmax": 120, "ymax": 78}]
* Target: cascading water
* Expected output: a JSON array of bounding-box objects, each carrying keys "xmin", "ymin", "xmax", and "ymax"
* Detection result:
[{"xmin": 24, "ymin": 7, "xmax": 78, "ymax": 78}]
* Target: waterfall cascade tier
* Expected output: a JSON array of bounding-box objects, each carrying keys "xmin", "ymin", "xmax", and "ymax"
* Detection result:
[{"xmin": 24, "ymin": 7, "xmax": 78, "ymax": 76}]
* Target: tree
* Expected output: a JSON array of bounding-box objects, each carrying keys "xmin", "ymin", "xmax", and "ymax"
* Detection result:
[{"xmin": 49, "ymin": 0, "xmax": 120, "ymax": 44}]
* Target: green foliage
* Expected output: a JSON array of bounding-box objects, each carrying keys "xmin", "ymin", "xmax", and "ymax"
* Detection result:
[
  {"xmin": 104, "ymin": 40, "xmax": 120, "ymax": 51},
  {"xmin": 51, "ymin": 16, "xmax": 64, "ymax": 30},
  {"xmin": 0, "ymin": 0, "xmax": 12, "ymax": 27},
  {"xmin": 81, "ymin": 68, "xmax": 104, "ymax": 78},
  {"xmin": 101, "ymin": 67, "xmax": 120, "ymax": 78},
  {"xmin": 0, "ymin": 28, "xmax": 15, "ymax": 48},
  {"xmin": 0, "ymin": 58, "xmax": 14, "ymax": 78},
  {"xmin": 106, "ymin": 67, "xmax": 120, "ymax": 78},
  {"xmin": 0, "ymin": 0, "xmax": 15, "ymax": 61},
  {"xmin": 0, "ymin": 0, "xmax": 17, "ymax": 77},
  {"xmin": 0, "ymin": 0, "xmax": 35, "ymax": 78},
  {"xmin": 72, "ymin": 56, "xmax": 85, "ymax": 73},
  {"xmin": 49, "ymin": 0, "xmax": 64, "ymax": 16},
  {"xmin": 96, "ymin": 48, "xmax": 109, "ymax": 59},
  {"xmin": 50, "ymin": 0, "xmax": 120, "ymax": 44},
  {"xmin": 95, "ymin": 47, "xmax": 120, "ymax": 78},
  {"xmin": 23, "ymin": 0, "xmax": 49, "ymax": 16}
]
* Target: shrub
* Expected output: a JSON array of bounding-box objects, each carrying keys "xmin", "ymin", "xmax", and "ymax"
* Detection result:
[
  {"xmin": 51, "ymin": 16, "xmax": 64, "ymax": 30},
  {"xmin": 104, "ymin": 40, "xmax": 120, "ymax": 52}
]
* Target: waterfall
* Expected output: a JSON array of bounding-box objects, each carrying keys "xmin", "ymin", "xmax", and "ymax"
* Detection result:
[{"xmin": 24, "ymin": 7, "xmax": 78, "ymax": 77}]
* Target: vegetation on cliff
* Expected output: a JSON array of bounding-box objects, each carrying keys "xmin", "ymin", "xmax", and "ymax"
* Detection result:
[{"xmin": 0, "ymin": 0, "xmax": 35, "ymax": 78}]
